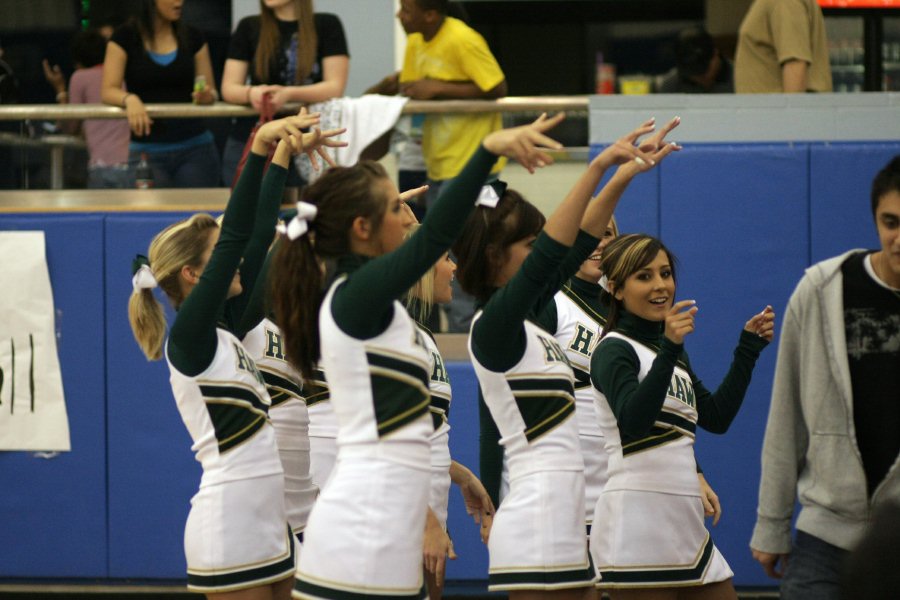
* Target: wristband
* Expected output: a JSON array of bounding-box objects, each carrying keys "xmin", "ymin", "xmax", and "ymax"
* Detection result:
[
  {"xmin": 246, "ymin": 85, "xmax": 253, "ymax": 104},
  {"xmin": 121, "ymin": 93, "xmax": 134, "ymax": 108}
]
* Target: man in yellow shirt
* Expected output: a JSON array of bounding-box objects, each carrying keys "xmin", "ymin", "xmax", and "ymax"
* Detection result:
[
  {"xmin": 398, "ymin": 0, "xmax": 507, "ymax": 191},
  {"xmin": 397, "ymin": 0, "xmax": 508, "ymax": 331}
]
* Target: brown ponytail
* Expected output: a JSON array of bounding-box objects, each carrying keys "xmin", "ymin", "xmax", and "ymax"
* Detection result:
[{"xmin": 271, "ymin": 162, "xmax": 389, "ymax": 378}]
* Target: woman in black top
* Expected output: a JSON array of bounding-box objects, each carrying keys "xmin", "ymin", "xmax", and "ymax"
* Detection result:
[
  {"xmin": 221, "ymin": 0, "xmax": 349, "ymax": 186},
  {"xmin": 102, "ymin": 0, "xmax": 220, "ymax": 188}
]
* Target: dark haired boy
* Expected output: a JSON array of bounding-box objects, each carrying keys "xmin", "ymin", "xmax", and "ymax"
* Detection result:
[{"xmin": 751, "ymin": 155, "xmax": 900, "ymax": 600}]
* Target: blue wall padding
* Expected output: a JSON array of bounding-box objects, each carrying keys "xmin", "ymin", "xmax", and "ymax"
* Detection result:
[
  {"xmin": 2, "ymin": 139, "xmax": 899, "ymax": 587},
  {"xmin": 809, "ymin": 143, "xmax": 900, "ymax": 263},
  {"xmin": 444, "ymin": 362, "xmax": 490, "ymax": 580},
  {"xmin": 104, "ymin": 214, "xmax": 202, "ymax": 578},
  {"xmin": 658, "ymin": 144, "xmax": 810, "ymax": 587},
  {"xmin": 0, "ymin": 215, "xmax": 108, "ymax": 577}
]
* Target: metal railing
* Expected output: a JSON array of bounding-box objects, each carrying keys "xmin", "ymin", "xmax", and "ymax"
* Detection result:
[
  {"xmin": 0, "ymin": 96, "xmax": 589, "ymax": 121},
  {"xmin": 0, "ymin": 97, "xmax": 589, "ymax": 196}
]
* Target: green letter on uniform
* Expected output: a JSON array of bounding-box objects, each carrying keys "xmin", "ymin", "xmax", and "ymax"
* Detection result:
[
  {"xmin": 538, "ymin": 336, "xmax": 569, "ymax": 364},
  {"xmin": 431, "ymin": 351, "xmax": 449, "ymax": 384},
  {"xmin": 569, "ymin": 324, "xmax": 594, "ymax": 356},
  {"xmin": 265, "ymin": 328, "xmax": 286, "ymax": 361}
]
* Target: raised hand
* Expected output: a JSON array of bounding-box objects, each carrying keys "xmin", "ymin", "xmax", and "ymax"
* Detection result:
[
  {"xmin": 399, "ymin": 185, "xmax": 428, "ymax": 225},
  {"xmin": 256, "ymin": 108, "xmax": 321, "ymax": 145},
  {"xmin": 639, "ymin": 116, "xmax": 681, "ymax": 153},
  {"xmin": 598, "ymin": 116, "xmax": 683, "ymax": 179},
  {"xmin": 296, "ymin": 126, "xmax": 348, "ymax": 171},
  {"xmin": 399, "ymin": 184, "xmax": 429, "ymax": 204},
  {"xmin": 664, "ymin": 299, "xmax": 698, "ymax": 345},
  {"xmin": 591, "ymin": 118, "xmax": 658, "ymax": 171},
  {"xmin": 744, "ymin": 305, "xmax": 776, "ymax": 342},
  {"xmin": 483, "ymin": 112, "xmax": 566, "ymax": 174},
  {"xmin": 42, "ymin": 59, "xmax": 65, "ymax": 95}
]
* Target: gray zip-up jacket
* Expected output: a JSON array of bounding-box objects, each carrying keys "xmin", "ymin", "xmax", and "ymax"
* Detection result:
[{"xmin": 750, "ymin": 250, "xmax": 900, "ymax": 554}]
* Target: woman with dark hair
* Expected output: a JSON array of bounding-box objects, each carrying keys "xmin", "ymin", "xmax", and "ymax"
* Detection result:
[
  {"xmin": 589, "ymin": 233, "xmax": 774, "ymax": 599},
  {"xmin": 101, "ymin": 0, "xmax": 220, "ymax": 187},
  {"xmin": 452, "ymin": 119, "xmax": 673, "ymax": 599},
  {"xmin": 270, "ymin": 114, "xmax": 564, "ymax": 600},
  {"xmin": 221, "ymin": 0, "xmax": 349, "ymax": 187}
]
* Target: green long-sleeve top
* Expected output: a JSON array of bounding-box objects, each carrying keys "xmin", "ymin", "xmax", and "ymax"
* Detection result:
[
  {"xmin": 535, "ymin": 275, "xmax": 609, "ymax": 339},
  {"xmin": 534, "ymin": 279, "xmax": 705, "ymax": 473},
  {"xmin": 590, "ymin": 310, "xmax": 768, "ymax": 443},
  {"xmin": 229, "ymin": 164, "xmax": 288, "ymax": 340},
  {"xmin": 474, "ymin": 229, "xmax": 600, "ymax": 506},
  {"xmin": 168, "ymin": 153, "xmax": 287, "ymax": 376},
  {"xmin": 329, "ymin": 146, "xmax": 496, "ymax": 338}
]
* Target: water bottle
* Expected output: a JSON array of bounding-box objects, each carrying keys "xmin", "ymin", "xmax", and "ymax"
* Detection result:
[{"xmin": 135, "ymin": 153, "xmax": 153, "ymax": 189}]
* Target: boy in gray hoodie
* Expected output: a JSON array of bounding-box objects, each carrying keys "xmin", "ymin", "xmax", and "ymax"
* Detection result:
[{"xmin": 750, "ymin": 155, "xmax": 900, "ymax": 600}]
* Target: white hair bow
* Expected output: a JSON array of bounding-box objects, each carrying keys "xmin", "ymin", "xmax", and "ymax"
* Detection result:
[
  {"xmin": 475, "ymin": 185, "xmax": 500, "ymax": 208},
  {"xmin": 132, "ymin": 264, "xmax": 158, "ymax": 291},
  {"xmin": 276, "ymin": 201, "xmax": 318, "ymax": 240},
  {"xmin": 599, "ymin": 275, "xmax": 610, "ymax": 293}
]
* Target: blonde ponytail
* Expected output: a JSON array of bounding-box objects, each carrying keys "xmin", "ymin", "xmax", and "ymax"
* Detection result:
[
  {"xmin": 127, "ymin": 213, "xmax": 219, "ymax": 360},
  {"xmin": 128, "ymin": 287, "xmax": 168, "ymax": 360}
]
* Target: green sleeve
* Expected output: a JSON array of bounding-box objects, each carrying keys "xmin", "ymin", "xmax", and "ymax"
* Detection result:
[
  {"xmin": 529, "ymin": 230, "xmax": 601, "ymax": 317},
  {"xmin": 235, "ymin": 241, "xmax": 279, "ymax": 340},
  {"xmin": 226, "ymin": 164, "xmax": 288, "ymax": 339},
  {"xmin": 470, "ymin": 232, "xmax": 569, "ymax": 372},
  {"xmin": 332, "ymin": 146, "xmax": 497, "ymax": 339},
  {"xmin": 479, "ymin": 389, "xmax": 504, "ymax": 508},
  {"xmin": 168, "ymin": 153, "xmax": 266, "ymax": 376},
  {"xmin": 229, "ymin": 162, "xmax": 288, "ymax": 338},
  {"xmin": 692, "ymin": 330, "xmax": 768, "ymax": 434},
  {"xmin": 590, "ymin": 335, "xmax": 683, "ymax": 440},
  {"xmin": 534, "ymin": 292, "xmax": 559, "ymax": 334}
]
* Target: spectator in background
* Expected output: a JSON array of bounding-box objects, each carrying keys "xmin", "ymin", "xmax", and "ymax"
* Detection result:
[
  {"xmin": 750, "ymin": 155, "xmax": 900, "ymax": 600},
  {"xmin": 101, "ymin": 0, "xmax": 221, "ymax": 188},
  {"xmin": 397, "ymin": 0, "xmax": 508, "ymax": 332},
  {"xmin": 656, "ymin": 27, "xmax": 734, "ymax": 93},
  {"xmin": 735, "ymin": 0, "xmax": 833, "ymax": 93},
  {"xmin": 365, "ymin": 1, "xmax": 471, "ymax": 223},
  {"xmin": 220, "ymin": 0, "xmax": 349, "ymax": 189},
  {"xmin": 396, "ymin": 0, "xmax": 507, "ymax": 208},
  {"xmin": 43, "ymin": 30, "xmax": 131, "ymax": 188}
]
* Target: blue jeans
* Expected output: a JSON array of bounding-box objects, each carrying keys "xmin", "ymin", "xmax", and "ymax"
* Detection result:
[
  {"xmin": 88, "ymin": 165, "xmax": 131, "ymax": 189},
  {"xmin": 780, "ymin": 530, "xmax": 848, "ymax": 600},
  {"xmin": 129, "ymin": 140, "xmax": 220, "ymax": 188}
]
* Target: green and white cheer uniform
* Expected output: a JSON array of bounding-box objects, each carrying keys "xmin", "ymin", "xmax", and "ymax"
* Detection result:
[{"xmin": 590, "ymin": 311, "xmax": 766, "ymax": 589}]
